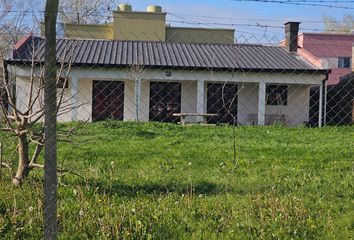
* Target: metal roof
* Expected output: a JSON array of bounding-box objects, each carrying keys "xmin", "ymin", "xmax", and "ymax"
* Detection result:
[{"xmin": 10, "ymin": 36, "xmax": 324, "ymax": 73}]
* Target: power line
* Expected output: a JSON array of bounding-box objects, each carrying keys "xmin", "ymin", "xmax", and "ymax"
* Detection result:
[
  {"xmin": 228, "ymin": 0, "xmax": 354, "ymax": 9},
  {"xmin": 1, "ymin": 9, "xmax": 353, "ymax": 34},
  {"xmin": 280, "ymin": 0, "xmax": 354, "ymax": 2},
  {"xmin": 167, "ymin": 12, "xmax": 351, "ymax": 23}
]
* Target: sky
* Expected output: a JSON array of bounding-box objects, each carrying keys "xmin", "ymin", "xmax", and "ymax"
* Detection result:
[
  {"xmin": 1, "ymin": 0, "xmax": 353, "ymax": 44},
  {"xmin": 123, "ymin": 0, "xmax": 354, "ymax": 42}
]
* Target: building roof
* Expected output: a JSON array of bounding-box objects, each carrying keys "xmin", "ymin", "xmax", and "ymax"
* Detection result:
[{"xmin": 9, "ymin": 35, "xmax": 326, "ymax": 73}]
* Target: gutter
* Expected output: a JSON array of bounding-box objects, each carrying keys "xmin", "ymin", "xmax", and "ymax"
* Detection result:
[{"xmin": 5, "ymin": 59, "xmax": 330, "ymax": 75}]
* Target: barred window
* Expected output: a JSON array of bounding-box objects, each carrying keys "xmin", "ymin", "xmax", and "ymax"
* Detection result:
[{"xmin": 266, "ymin": 85, "xmax": 288, "ymax": 106}]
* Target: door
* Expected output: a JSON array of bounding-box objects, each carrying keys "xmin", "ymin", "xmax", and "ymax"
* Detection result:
[
  {"xmin": 149, "ymin": 82, "xmax": 181, "ymax": 123},
  {"xmin": 92, "ymin": 81, "xmax": 124, "ymax": 121},
  {"xmin": 207, "ymin": 83, "xmax": 238, "ymax": 124}
]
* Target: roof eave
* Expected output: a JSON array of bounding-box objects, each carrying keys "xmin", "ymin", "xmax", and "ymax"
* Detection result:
[{"xmin": 6, "ymin": 59, "xmax": 328, "ymax": 75}]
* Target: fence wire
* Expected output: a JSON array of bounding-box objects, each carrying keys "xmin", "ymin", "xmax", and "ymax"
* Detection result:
[{"xmin": 0, "ymin": 4, "xmax": 353, "ymax": 239}]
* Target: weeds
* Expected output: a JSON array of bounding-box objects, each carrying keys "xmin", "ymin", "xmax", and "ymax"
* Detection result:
[{"xmin": 0, "ymin": 122, "xmax": 353, "ymax": 239}]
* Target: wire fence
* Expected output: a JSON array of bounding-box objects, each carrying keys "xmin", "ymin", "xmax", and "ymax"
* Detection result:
[
  {"xmin": 3, "ymin": 29, "xmax": 353, "ymax": 127},
  {"xmin": 0, "ymin": 4, "xmax": 354, "ymax": 238}
]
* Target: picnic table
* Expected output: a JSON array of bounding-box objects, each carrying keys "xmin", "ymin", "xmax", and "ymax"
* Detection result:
[{"xmin": 172, "ymin": 113, "xmax": 218, "ymax": 125}]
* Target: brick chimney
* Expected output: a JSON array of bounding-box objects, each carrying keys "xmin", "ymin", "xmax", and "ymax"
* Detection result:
[{"xmin": 284, "ymin": 22, "xmax": 300, "ymax": 52}]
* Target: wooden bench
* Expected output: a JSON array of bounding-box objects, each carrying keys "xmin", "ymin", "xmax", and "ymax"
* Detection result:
[{"xmin": 172, "ymin": 113, "xmax": 218, "ymax": 125}]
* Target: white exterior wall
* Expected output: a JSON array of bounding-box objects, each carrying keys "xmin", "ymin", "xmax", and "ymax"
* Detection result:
[
  {"xmin": 13, "ymin": 66, "xmax": 324, "ymax": 126},
  {"xmin": 181, "ymin": 81, "xmax": 198, "ymax": 122},
  {"xmin": 16, "ymin": 77, "xmax": 73, "ymax": 122},
  {"xmin": 238, "ymin": 83, "xmax": 259, "ymax": 125},
  {"xmin": 266, "ymin": 85, "xmax": 311, "ymax": 126},
  {"xmin": 238, "ymin": 83, "xmax": 311, "ymax": 126}
]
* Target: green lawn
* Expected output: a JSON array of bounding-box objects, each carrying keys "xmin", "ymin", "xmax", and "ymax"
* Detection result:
[{"xmin": 0, "ymin": 122, "xmax": 353, "ymax": 239}]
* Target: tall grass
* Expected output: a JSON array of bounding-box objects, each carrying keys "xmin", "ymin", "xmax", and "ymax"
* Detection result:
[{"xmin": 0, "ymin": 122, "xmax": 353, "ymax": 239}]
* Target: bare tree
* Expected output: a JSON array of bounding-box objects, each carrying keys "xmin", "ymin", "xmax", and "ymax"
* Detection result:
[
  {"xmin": 323, "ymin": 14, "xmax": 354, "ymax": 33},
  {"xmin": 0, "ymin": 39, "xmax": 75, "ymax": 186},
  {"xmin": 58, "ymin": 0, "xmax": 118, "ymax": 24}
]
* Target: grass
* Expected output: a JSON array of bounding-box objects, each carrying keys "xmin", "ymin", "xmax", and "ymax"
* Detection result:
[{"xmin": 0, "ymin": 121, "xmax": 353, "ymax": 239}]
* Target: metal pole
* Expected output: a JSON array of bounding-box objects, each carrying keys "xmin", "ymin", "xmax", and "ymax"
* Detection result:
[
  {"xmin": 324, "ymin": 82, "xmax": 327, "ymax": 126},
  {"xmin": 319, "ymin": 80, "xmax": 323, "ymax": 128},
  {"xmin": 258, "ymin": 81, "xmax": 266, "ymax": 125}
]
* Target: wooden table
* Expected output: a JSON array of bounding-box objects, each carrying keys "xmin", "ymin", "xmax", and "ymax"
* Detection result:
[{"xmin": 172, "ymin": 113, "xmax": 218, "ymax": 125}]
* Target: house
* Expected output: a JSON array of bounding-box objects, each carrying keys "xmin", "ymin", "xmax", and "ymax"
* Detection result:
[
  {"xmin": 309, "ymin": 49, "xmax": 354, "ymax": 126},
  {"xmin": 289, "ymin": 27, "xmax": 354, "ymax": 125},
  {"xmin": 281, "ymin": 28, "xmax": 354, "ymax": 85},
  {"xmin": 297, "ymin": 32, "xmax": 354, "ymax": 85},
  {"xmin": 6, "ymin": 5, "xmax": 328, "ymax": 126},
  {"xmin": 325, "ymin": 72, "xmax": 354, "ymax": 125}
]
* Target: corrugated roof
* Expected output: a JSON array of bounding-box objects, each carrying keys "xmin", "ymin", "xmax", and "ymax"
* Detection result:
[{"xmin": 9, "ymin": 36, "xmax": 324, "ymax": 72}]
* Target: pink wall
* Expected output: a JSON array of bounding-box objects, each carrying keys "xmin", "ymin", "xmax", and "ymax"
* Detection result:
[
  {"xmin": 298, "ymin": 33, "xmax": 354, "ymax": 85},
  {"xmin": 327, "ymin": 68, "xmax": 352, "ymax": 85}
]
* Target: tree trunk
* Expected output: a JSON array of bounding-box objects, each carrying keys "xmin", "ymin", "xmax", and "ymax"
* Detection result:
[{"xmin": 12, "ymin": 134, "xmax": 29, "ymax": 186}]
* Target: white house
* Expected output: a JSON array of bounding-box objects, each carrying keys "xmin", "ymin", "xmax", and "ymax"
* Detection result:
[{"xmin": 7, "ymin": 23, "xmax": 328, "ymax": 126}]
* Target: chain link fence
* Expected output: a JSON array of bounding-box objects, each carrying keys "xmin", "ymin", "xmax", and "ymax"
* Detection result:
[{"xmin": 0, "ymin": 3, "xmax": 353, "ymax": 239}]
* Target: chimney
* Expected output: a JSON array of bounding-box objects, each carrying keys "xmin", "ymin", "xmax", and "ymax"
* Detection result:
[{"xmin": 284, "ymin": 22, "xmax": 300, "ymax": 52}]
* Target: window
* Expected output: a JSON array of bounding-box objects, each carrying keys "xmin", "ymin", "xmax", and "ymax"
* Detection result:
[
  {"xmin": 266, "ymin": 85, "xmax": 288, "ymax": 106},
  {"xmin": 57, "ymin": 77, "xmax": 69, "ymax": 89},
  {"xmin": 338, "ymin": 57, "xmax": 351, "ymax": 68}
]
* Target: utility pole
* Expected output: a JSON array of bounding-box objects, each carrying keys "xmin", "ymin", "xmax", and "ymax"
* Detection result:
[{"xmin": 44, "ymin": 0, "xmax": 59, "ymax": 239}]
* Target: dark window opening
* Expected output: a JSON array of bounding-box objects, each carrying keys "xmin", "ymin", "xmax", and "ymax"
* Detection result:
[
  {"xmin": 149, "ymin": 82, "xmax": 181, "ymax": 123},
  {"xmin": 266, "ymin": 85, "xmax": 288, "ymax": 106},
  {"xmin": 338, "ymin": 57, "xmax": 351, "ymax": 68},
  {"xmin": 57, "ymin": 77, "xmax": 69, "ymax": 89},
  {"xmin": 92, "ymin": 81, "xmax": 125, "ymax": 121},
  {"xmin": 207, "ymin": 83, "xmax": 238, "ymax": 124}
]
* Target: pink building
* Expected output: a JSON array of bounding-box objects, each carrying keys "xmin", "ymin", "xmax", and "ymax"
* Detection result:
[
  {"xmin": 281, "ymin": 23, "xmax": 354, "ymax": 125},
  {"xmin": 297, "ymin": 32, "xmax": 354, "ymax": 85}
]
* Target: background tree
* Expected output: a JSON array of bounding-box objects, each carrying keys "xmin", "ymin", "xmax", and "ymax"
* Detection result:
[
  {"xmin": 58, "ymin": 0, "xmax": 118, "ymax": 24},
  {"xmin": 323, "ymin": 13, "xmax": 354, "ymax": 33}
]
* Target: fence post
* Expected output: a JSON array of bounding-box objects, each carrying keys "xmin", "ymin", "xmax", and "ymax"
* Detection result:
[
  {"xmin": 258, "ymin": 81, "xmax": 266, "ymax": 125},
  {"xmin": 43, "ymin": 0, "xmax": 59, "ymax": 239},
  {"xmin": 319, "ymin": 80, "xmax": 323, "ymax": 128},
  {"xmin": 324, "ymin": 82, "xmax": 328, "ymax": 126}
]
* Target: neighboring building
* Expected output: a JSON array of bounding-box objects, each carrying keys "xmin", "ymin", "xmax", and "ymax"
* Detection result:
[
  {"xmin": 326, "ymin": 72, "xmax": 354, "ymax": 125},
  {"xmin": 287, "ymin": 27, "xmax": 354, "ymax": 125},
  {"xmin": 297, "ymin": 32, "xmax": 354, "ymax": 85},
  {"xmin": 41, "ymin": 4, "xmax": 235, "ymax": 45}
]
